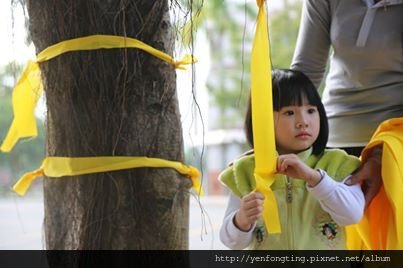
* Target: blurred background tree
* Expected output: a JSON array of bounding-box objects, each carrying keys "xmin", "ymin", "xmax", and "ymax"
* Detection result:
[{"xmin": 180, "ymin": 0, "xmax": 302, "ymax": 130}]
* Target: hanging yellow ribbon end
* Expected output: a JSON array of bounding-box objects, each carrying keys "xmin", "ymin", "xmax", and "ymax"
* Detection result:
[
  {"xmin": 13, "ymin": 168, "xmax": 44, "ymax": 196},
  {"xmin": 1, "ymin": 60, "xmax": 43, "ymax": 153},
  {"xmin": 254, "ymin": 173, "xmax": 281, "ymax": 234},
  {"xmin": 0, "ymin": 122, "xmax": 18, "ymax": 153}
]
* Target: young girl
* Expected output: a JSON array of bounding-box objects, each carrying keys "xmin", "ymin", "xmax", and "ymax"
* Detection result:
[{"xmin": 219, "ymin": 69, "xmax": 365, "ymax": 250}]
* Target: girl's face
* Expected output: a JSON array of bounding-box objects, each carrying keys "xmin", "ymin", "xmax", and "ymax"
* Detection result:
[{"xmin": 274, "ymin": 101, "xmax": 320, "ymax": 155}]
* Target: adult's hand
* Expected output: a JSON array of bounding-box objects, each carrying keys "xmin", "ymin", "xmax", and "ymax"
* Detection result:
[{"xmin": 348, "ymin": 146, "xmax": 383, "ymax": 207}]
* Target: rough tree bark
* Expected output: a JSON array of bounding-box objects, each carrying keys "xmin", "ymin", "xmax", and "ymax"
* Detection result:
[{"xmin": 26, "ymin": 0, "xmax": 190, "ymax": 249}]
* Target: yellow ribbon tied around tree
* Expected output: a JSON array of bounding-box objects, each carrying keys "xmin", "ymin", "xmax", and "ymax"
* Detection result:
[
  {"xmin": 251, "ymin": 0, "xmax": 281, "ymax": 233},
  {"xmin": 1, "ymin": 34, "xmax": 201, "ymax": 196},
  {"xmin": 13, "ymin": 156, "xmax": 202, "ymax": 196},
  {"xmin": 0, "ymin": 34, "xmax": 196, "ymax": 153}
]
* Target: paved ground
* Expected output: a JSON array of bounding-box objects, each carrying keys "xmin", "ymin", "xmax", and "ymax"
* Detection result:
[{"xmin": 0, "ymin": 195, "xmax": 228, "ymax": 250}]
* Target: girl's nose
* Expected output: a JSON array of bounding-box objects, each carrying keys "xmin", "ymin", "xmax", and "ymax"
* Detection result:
[{"xmin": 296, "ymin": 117, "xmax": 309, "ymax": 128}]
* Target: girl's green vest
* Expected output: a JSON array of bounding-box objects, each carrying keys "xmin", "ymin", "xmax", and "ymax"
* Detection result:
[{"xmin": 219, "ymin": 148, "xmax": 361, "ymax": 250}]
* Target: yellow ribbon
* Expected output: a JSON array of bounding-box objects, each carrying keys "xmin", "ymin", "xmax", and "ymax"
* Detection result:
[
  {"xmin": 35, "ymin": 35, "xmax": 196, "ymax": 70},
  {"xmin": 0, "ymin": 34, "xmax": 196, "ymax": 152},
  {"xmin": 346, "ymin": 118, "xmax": 403, "ymax": 249},
  {"xmin": 13, "ymin": 156, "xmax": 202, "ymax": 196},
  {"xmin": 251, "ymin": 0, "xmax": 281, "ymax": 233},
  {"xmin": 0, "ymin": 61, "xmax": 43, "ymax": 152}
]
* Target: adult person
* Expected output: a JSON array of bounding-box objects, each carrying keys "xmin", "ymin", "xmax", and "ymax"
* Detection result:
[{"xmin": 291, "ymin": 0, "xmax": 403, "ymax": 205}]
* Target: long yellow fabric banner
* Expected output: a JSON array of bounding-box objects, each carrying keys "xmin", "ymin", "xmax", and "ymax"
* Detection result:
[
  {"xmin": 346, "ymin": 118, "xmax": 403, "ymax": 249},
  {"xmin": 251, "ymin": 0, "xmax": 280, "ymax": 233},
  {"xmin": 13, "ymin": 156, "xmax": 202, "ymax": 196},
  {"xmin": 0, "ymin": 35, "xmax": 195, "ymax": 153}
]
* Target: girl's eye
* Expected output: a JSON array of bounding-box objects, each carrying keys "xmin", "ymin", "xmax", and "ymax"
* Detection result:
[
  {"xmin": 284, "ymin": 110, "xmax": 294, "ymax": 116},
  {"xmin": 308, "ymin": 108, "xmax": 317, "ymax": 114}
]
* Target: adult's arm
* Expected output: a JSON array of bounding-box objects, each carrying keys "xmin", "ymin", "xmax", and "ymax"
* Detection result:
[
  {"xmin": 348, "ymin": 146, "xmax": 383, "ymax": 207},
  {"xmin": 291, "ymin": 0, "xmax": 332, "ymax": 88}
]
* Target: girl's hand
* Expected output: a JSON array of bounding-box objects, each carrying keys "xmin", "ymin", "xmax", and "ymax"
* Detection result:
[
  {"xmin": 277, "ymin": 154, "xmax": 322, "ymax": 187},
  {"xmin": 234, "ymin": 192, "xmax": 264, "ymax": 231}
]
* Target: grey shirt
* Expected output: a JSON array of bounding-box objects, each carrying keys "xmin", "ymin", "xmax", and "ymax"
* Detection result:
[{"xmin": 291, "ymin": 0, "xmax": 403, "ymax": 147}]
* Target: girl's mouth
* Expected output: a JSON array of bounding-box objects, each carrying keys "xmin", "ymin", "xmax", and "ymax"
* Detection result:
[{"xmin": 295, "ymin": 132, "xmax": 311, "ymax": 138}]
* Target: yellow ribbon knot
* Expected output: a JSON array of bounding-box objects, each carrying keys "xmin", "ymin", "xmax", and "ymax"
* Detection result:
[
  {"xmin": 173, "ymin": 54, "xmax": 198, "ymax": 70},
  {"xmin": 186, "ymin": 166, "xmax": 203, "ymax": 195}
]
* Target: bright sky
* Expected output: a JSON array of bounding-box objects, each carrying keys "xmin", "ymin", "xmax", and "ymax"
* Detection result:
[{"xmin": 0, "ymin": 2, "xmax": 35, "ymax": 66}]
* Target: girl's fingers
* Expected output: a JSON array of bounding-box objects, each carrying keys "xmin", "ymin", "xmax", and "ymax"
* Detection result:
[
  {"xmin": 279, "ymin": 159, "xmax": 289, "ymax": 172},
  {"xmin": 242, "ymin": 210, "xmax": 263, "ymax": 224},
  {"xmin": 277, "ymin": 156, "xmax": 284, "ymax": 171},
  {"xmin": 244, "ymin": 192, "xmax": 265, "ymax": 201},
  {"xmin": 245, "ymin": 206, "xmax": 263, "ymax": 217},
  {"xmin": 242, "ymin": 199, "xmax": 263, "ymax": 211},
  {"xmin": 240, "ymin": 192, "xmax": 265, "ymax": 223},
  {"xmin": 277, "ymin": 154, "xmax": 300, "ymax": 172},
  {"xmin": 277, "ymin": 155, "xmax": 290, "ymax": 172},
  {"xmin": 280, "ymin": 157, "xmax": 300, "ymax": 173}
]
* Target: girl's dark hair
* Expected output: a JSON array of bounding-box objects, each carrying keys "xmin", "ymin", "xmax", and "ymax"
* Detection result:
[{"xmin": 244, "ymin": 69, "xmax": 328, "ymax": 155}]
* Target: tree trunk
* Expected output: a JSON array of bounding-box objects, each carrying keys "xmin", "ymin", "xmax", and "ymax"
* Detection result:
[{"xmin": 26, "ymin": 0, "xmax": 190, "ymax": 249}]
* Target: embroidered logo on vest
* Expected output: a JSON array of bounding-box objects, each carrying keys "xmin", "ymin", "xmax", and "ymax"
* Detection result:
[
  {"xmin": 320, "ymin": 222, "xmax": 338, "ymax": 240},
  {"xmin": 255, "ymin": 225, "xmax": 265, "ymax": 243}
]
